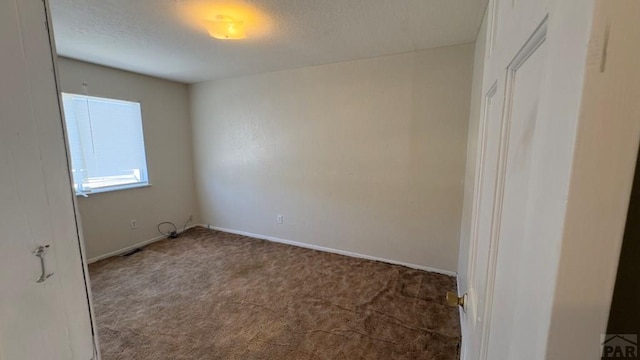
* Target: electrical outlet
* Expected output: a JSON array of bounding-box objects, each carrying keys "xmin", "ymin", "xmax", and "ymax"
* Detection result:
[
  {"xmin": 277, "ymin": 214, "xmax": 283, "ymax": 224},
  {"xmin": 130, "ymin": 219, "xmax": 137, "ymax": 229}
]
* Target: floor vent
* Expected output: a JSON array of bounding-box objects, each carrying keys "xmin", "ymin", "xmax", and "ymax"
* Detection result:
[{"xmin": 120, "ymin": 248, "xmax": 143, "ymax": 257}]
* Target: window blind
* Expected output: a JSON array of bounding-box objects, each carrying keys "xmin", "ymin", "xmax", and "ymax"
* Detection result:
[{"xmin": 61, "ymin": 93, "xmax": 149, "ymax": 194}]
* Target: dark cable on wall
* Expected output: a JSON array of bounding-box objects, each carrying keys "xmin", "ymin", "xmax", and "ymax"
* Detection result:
[
  {"xmin": 158, "ymin": 215, "xmax": 193, "ymax": 239},
  {"xmin": 157, "ymin": 221, "xmax": 178, "ymax": 239}
]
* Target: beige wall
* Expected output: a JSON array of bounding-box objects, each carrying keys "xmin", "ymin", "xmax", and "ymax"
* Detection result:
[
  {"xmin": 57, "ymin": 58, "xmax": 198, "ymax": 260},
  {"xmin": 190, "ymin": 44, "xmax": 474, "ymax": 273}
]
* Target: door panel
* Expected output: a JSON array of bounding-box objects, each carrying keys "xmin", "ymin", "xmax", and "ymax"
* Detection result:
[
  {"xmin": 471, "ymin": 82, "xmax": 500, "ymax": 325},
  {"xmin": 0, "ymin": 0, "xmax": 95, "ymax": 358},
  {"xmin": 486, "ymin": 21, "xmax": 548, "ymax": 360},
  {"xmin": 465, "ymin": 81, "xmax": 503, "ymax": 360}
]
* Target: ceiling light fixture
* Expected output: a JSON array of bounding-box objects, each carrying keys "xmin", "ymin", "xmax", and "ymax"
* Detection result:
[{"xmin": 205, "ymin": 15, "xmax": 247, "ymax": 40}]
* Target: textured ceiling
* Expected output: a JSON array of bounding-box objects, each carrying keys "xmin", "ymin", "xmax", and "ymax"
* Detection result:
[{"xmin": 50, "ymin": 0, "xmax": 488, "ymax": 83}]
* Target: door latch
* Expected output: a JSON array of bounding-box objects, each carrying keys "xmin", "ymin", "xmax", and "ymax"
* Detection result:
[{"xmin": 33, "ymin": 245, "xmax": 54, "ymax": 283}]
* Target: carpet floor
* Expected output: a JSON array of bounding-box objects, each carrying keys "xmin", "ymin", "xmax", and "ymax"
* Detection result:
[{"xmin": 89, "ymin": 227, "xmax": 460, "ymax": 360}]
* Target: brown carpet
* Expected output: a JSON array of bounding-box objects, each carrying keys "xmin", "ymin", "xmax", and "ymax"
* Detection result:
[{"xmin": 89, "ymin": 227, "xmax": 460, "ymax": 360}]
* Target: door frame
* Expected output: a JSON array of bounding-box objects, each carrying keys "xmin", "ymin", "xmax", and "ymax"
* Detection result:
[{"xmin": 544, "ymin": 1, "xmax": 640, "ymax": 357}]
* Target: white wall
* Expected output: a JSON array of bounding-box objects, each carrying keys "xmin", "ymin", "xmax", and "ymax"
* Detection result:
[
  {"xmin": 190, "ymin": 44, "xmax": 474, "ymax": 273},
  {"xmin": 57, "ymin": 58, "xmax": 199, "ymax": 260},
  {"xmin": 546, "ymin": 1, "xmax": 640, "ymax": 357}
]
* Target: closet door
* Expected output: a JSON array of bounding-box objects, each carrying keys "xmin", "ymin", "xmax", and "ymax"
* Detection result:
[{"xmin": 0, "ymin": 0, "xmax": 95, "ymax": 359}]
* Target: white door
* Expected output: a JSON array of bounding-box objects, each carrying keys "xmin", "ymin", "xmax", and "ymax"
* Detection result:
[
  {"xmin": 0, "ymin": 0, "xmax": 96, "ymax": 359},
  {"xmin": 461, "ymin": 0, "xmax": 595, "ymax": 359},
  {"xmin": 461, "ymin": 1, "xmax": 514, "ymax": 358}
]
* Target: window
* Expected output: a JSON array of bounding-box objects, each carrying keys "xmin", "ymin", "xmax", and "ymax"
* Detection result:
[{"xmin": 61, "ymin": 93, "xmax": 149, "ymax": 195}]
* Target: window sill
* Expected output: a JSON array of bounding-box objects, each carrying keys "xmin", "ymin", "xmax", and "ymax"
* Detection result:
[{"xmin": 75, "ymin": 183, "xmax": 151, "ymax": 197}]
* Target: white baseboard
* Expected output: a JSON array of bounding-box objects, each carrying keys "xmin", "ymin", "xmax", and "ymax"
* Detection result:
[
  {"xmin": 86, "ymin": 224, "xmax": 202, "ymax": 264},
  {"xmin": 209, "ymin": 225, "xmax": 457, "ymax": 277}
]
